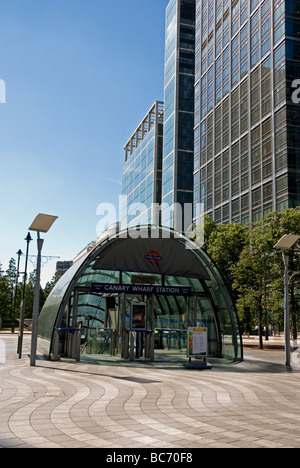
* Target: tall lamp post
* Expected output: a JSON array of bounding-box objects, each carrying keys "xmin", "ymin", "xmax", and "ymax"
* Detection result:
[
  {"xmin": 18, "ymin": 232, "xmax": 32, "ymax": 359},
  {"xmin": 29, "ymin": 214, "xmax": 58, "ymax": 367},
  {"xmin": 11, "ymin": 249, "xmax": 23, "ymax": 333},
  {"xmin": 274, "ymin": 234, "xmax": 300, "ymax": 367}
]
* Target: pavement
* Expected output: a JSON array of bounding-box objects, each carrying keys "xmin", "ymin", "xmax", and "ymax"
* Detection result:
[
  {"xmin": 242, "ymin": 334, "xmax": 289, "ymax": 349},
  {"xmin": 1, "ymin": 333, "xmax": 300, "ymax": 449}
]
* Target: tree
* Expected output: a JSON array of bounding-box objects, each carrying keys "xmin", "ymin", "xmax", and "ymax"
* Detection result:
[
  {"xmin": 0, "ymin": 275, "xmax": 11, "ymax": 321},
  {"xmin": 191, "ymin": 214, "xmax": 218, "ymax": 248},
  {"xmin": 0, "ymin": 259, "xmax": 61, "ymax": 329},
  {"xmin": 232, "ymin": 208, "xmax": 300, "ymax": 347},
  {"xmin": 190, "ymin": 208, "xmax": 300, "ymax": 345},
  {"xmin": 5, "ymin": 258, "xmax": 17, "ymax": 325},
  {"xmin": 6, "ymin": 258, "xmax": 16, "ymax": 285},
  {"xmin": 278, "ymin": 208, "xmax": 300, "ymax": 341},
  {"xmin": 24, "ymin": 271, "xmax": 36, "ymax": 318},
  {"xmin": 43, "ymin": 275, "xmax": 58, "ymax": 301},
  {"xmin": 232, "ymin": 221, "xmax": 279, "ymax": 348},
  {"xmin": 205, "ymin": 222, "xmax": 248, "ymax": 301}
]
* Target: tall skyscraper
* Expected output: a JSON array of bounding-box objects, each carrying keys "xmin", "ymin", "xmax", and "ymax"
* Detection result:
[
  {"xmin": 162, "ymin": 0, "xmax": 196, "ymax": 230},
  {"xmin": 194, "ymin": 0, "xmax": 300, "ymax": 225},
  {"xmin": 122, "ymin": 101, "xmax": 164, "ymax": 227},
  {"xmin": 122, "ymin": 0, "xmax": 196, "ymax": 233}
]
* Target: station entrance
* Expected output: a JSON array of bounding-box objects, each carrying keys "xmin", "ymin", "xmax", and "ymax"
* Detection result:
[
  {"xmin": 38, "ymin": 226, "xmax": 242, "ymax": 364},
  {"xmin": 59, "ymin": 277, "xmax": 221, "ymax": 364}
]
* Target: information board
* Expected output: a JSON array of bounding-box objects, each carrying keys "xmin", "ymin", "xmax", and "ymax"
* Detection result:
[
  {"xmin": 131, "ymin": 303, "xmax": 147, "ymax": 330},
  {"xmin": 187, "ymin": 327, "xmax": 207, "ymax": 358}
]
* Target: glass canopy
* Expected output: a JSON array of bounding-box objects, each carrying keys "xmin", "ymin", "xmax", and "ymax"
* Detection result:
[{"xmin": 38, "ymin": 226, "xmax": 243, "ymax": 363}]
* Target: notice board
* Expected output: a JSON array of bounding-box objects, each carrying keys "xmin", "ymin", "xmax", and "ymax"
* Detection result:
[
  {"xmin": 131, "ymin": 303, "xmax": 147, "ymax": 330},
  {"xmin": 187, "ymin": 327, "xmax": 207, "ymax": 358}
]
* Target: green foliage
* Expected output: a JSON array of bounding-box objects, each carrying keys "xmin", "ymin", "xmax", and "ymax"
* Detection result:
[
  {"xmin": 0, "ymin": 275, "xmax": 12, "ymax": 321},
  {"xmin": 203, "ymin": 208, "xmax": 300, "ymax": 348},
  {"xmin": 206, "ymin": 222, "xmax": 247, "ymax": 300},
  {"xmin": 0, "ymin": 264, "xmax": 59, "ymax": 326}
]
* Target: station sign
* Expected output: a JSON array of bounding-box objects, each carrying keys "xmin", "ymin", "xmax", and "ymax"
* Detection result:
[{"xmin": 91, "ymin": 282, "xmax": 192, "ymax": 296}]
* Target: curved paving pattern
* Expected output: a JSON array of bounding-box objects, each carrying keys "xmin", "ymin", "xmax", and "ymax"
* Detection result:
[{"xmin": 1, "ymin": 335, "xmax": 300, "ymax": 448}]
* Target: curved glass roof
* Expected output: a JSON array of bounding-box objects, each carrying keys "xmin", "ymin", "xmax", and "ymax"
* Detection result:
[{"xmin": 38, "ymin": 226, "xmax": 242, "ymax": 362}]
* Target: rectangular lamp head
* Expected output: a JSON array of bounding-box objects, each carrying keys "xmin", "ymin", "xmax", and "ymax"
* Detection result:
[
  {"xmin": 29, "ymin": 213, "xmax": 58, "ymax": 233},
  {"xmin": 274, "ymin": 234, "xmax": 300, "ymax": 250}
]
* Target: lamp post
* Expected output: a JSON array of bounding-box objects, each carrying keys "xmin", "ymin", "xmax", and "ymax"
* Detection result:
[
  {"xmin": 274, "ymin": 234, "xmax": 300, "ymax": 367},
  {"xmin": 18, "ymin": 232, "xmax": 32, "ymax": 359},
  {"xmin": 29, "ymin": 214, "xmax": 58, "ymax": 367},
  {"xmin": 11, "ymin": 249, "xmax": 23, "ymax": 333}
]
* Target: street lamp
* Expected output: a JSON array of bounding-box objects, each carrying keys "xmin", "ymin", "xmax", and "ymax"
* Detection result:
[
  {"xmin": 18, "ymin": 232, "xmax": 32, "ymax": 359},
  {"xmin": 29, "ymin": 213, "xmax": 58, "ymax": 367},
  {"xmin": 274, "ymin": 234, "xmax": 300, "ymax": 367},
  {"xmin": 11, "ymin": 249, "xmax": 23, "ymax": 333}
]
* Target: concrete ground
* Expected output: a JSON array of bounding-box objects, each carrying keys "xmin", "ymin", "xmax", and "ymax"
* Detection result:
[{"xmin": 0, "ymin": 333, "xmax": 300, "ymax": 449}]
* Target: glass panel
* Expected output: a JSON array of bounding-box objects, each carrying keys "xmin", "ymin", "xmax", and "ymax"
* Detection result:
[
  {"xmin": 196, "ymin": 297, "xmax": 218, "ymax": 356},
  {"xmin": 37, "ymin": 252, "xmax": 90, "ymax": 356}
]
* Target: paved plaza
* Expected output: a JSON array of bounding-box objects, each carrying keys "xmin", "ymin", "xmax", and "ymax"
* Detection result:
[{"xmin": 0, "ymin": 333, "xmax": 300, "ymax": 449}]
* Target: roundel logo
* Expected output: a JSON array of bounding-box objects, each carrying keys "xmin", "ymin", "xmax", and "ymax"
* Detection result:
[{"xmin": 145, "ymin": 251, "xmax": 163, "ymax": 266}]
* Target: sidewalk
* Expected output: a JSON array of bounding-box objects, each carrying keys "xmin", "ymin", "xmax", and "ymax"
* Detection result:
[
  {"xmin": 242, "ymin": 334, "xmax": 286, "ymax": 349},
  {"xmin": 0, "ymin": 333, "xmax": 300, "ymax": 448},
  {"xmin": 242, "ymin": 334, "xmax": 300, "ymax": 350}
]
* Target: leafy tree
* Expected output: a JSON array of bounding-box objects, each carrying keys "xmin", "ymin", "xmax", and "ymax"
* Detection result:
[
  {"xmin": 0, "ymin": 275, "xmax": 11, "ymax": 321},
  {"xmin": 205, "ymin": 222, "xmax": 248, "ymax": 301},
  {"xmin": 3, "ymin": 258, "xmax": 17, "ymax": 324},
  {"xmin": 195, "ymin": 208, "xmax": 300, "ymax": 347},
  {"xmin": 43, "ymin": 275, "xmax": 58, "ymax": 301},
  {"xmin": 6, "ymin": 258, "xmax": 16, "ymax": 287},
  {"xmin": 0, "ymin": 260, "xmax": 61, "ymax": 329},
  {"xmin": 191, "ymin": 214, "xmax": 218, "ymax": 250},
  {"xmin": 277, "ymin": 208, "xmax": 300, "ymax": 341},
  {"xmin": 231, "ymin": 208, "xmax": 300, "ymax": 347},
  {"xmin": 24, "ymin": 272, "xmax": 35, "ymax": 319},
  {"xmin": 231, "ymin": 221, "xmax": 277, "ymax": 348}
]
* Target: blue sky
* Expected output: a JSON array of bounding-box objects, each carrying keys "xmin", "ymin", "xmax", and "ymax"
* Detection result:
[{"xmin": 0, "ymin": 0, "xmax": 168, "ymax": 284}]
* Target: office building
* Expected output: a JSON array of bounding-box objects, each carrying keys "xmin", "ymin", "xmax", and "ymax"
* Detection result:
[
  {"xmin": 55, "ymin": 261, "xmax": 73, "ymax": 280},
  {"xmin": 122, "ymin": 101, "xmax": 164, "ymax": 227},
  {"xmin": 122, "ymin": 0, "xmax": 196, "ymax": 233},
  {"xmin": 194, "ymin": 0, "xmax": 300, "ymax": 225},
  {"xmin": 162, "ymin": 0, "xmax": 196, "ymax": 230}
]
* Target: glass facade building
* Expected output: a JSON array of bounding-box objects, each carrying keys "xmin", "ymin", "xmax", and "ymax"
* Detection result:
[
  {"xmin": 122, "ymin": 102, "xmax": 164, "ymax": 227},
  {"xmin": 162, "ymin": 0, "xmax": 196, "ymax": 230},
  {"xmin": 194, "ymin": 0, "xmax": 300, "ymax": 225}
]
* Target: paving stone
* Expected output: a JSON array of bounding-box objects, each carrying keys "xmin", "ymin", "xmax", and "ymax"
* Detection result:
[{"xmin": 1, "ymin": 334, "xmax": 300, "ymax": 449}]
